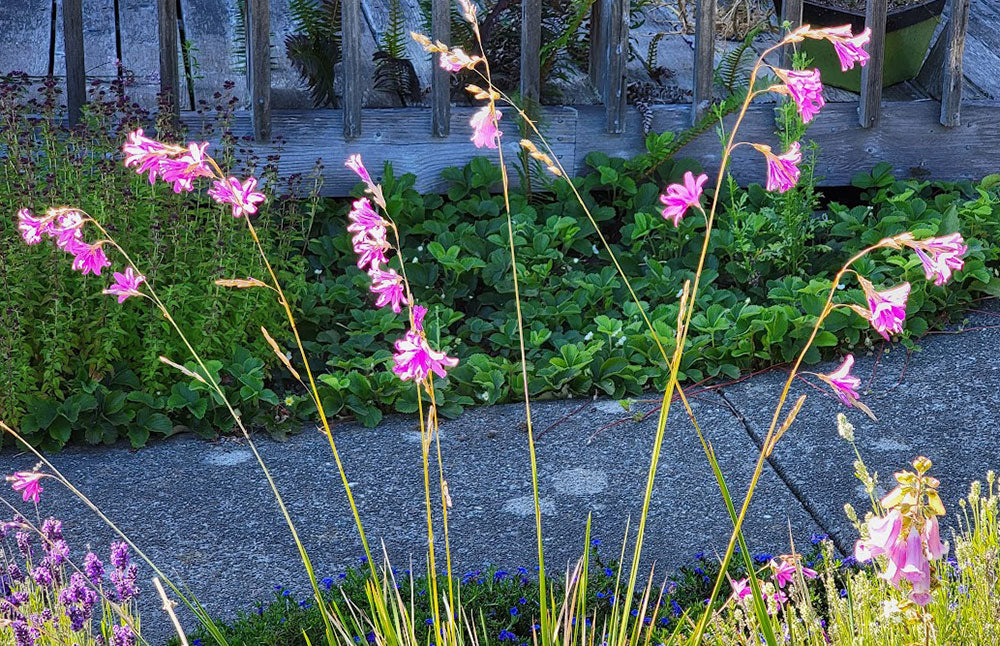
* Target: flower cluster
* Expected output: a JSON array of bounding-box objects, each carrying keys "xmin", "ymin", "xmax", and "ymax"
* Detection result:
[
  {"xmin": 854, "ymin": 456, "xmax": 947, "ymax": 606},
  {"xmin": 345, "ymin": 156, "xmax": 458, "ymax": 383},
  {"xmin": 729, "ymin": 554, "xmax": 817, "ymax": 614},
  {"xmin": 124, "ymin": 129, "xmax": 265, "ymax": 217}
]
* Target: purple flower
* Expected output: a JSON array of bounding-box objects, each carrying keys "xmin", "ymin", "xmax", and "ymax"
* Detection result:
[
  {"xmin": 659, "ymin": 171, "xmax": 708, "ymax": 226},
  {"xmin": 470, "ymin": 106, "xmax": 502, "ymax": 149},
  {"xmin": 11, "ymin": 619, "xmax": 36, "ymax": 646},
  {"xmin": 70, "ymin": 243, "xmax": 112, "ymax": 276},
  {"xmin": 811, "ymin": 26, "xmax": 871, "ymax": 71},
  {"xmin": 16, "ymin": 531, "xmax": 32, "ymax": 557},
  {"xmin": 123, "ymin": 128, "xmax": 173, "ymax": 184},
  {"xmin": 103, "ymin": 267, "xmax": 146, "ymax": 303},
  {"xmin": 7, "ymin": 471, "xmax": 44, "ymax": 503},
  {"xmin": 110, "ymin": 541, "xmax": 130, "ymax": 570},
  {"xmin": 819, "ymin": 354, "xmax": 861, "ymax": 407},
  {"xmin": 346, "ymin": 154, "xmax": 373, "ymax": 186},
  {"xmin": 753, "ymin": 142, "xmax": 802, "ymax": 193},
  {"xmin": 43, "ymin": 538, "xmax": 69, "ymax": 566},
  {"xmin": 112, "ymin": 624, "xmax": 137, "ymax": 646},
  {"xmin": 773, "ymin": 68, "xmax": 825, "ymax": 123},
  {"xmin": 30, "ymin": 560, "xmax": 54, "ymax": 587},
  {"xmin": 40, "ymin": 517, "xmax": 62, "ymax": 541},
  {"xmin": 110, "ymin": 564, "xmax": 138, "ymax": 602},
  {"xmin": 392, "ymin": 305, "xmax": 459, "ymax": 382},
  {"xmin": 84, "ymin": 551, "xmax": 105, "ymax": 584},
  {"xmin": 353, "ymin": 228, "xmax": 391, "ymax": 271},
  {"xmin": 8, "ymin": 561, "xmax": 24, "ymax": 582},
  {"xmin": 368, "ymin": 268, "xmax": 408, "ymax": 313},
  {"xmin": 207, "ymin": 176, "xmax": 267, "ymax": 218}
]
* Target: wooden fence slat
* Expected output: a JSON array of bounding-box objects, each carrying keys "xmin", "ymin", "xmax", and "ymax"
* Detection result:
[
  {"xmin": 692, "ymin": 0, "xmax": 716, "ymax": 125},
  {"xmin": 62, "ymin": 0, "xmax": 86, "ymax": 125},
  {"xmin": 157, "ymin": 0, "xmax": 180, "ymax": 120},
  {"xmin": 520, "ymin": 0, "xmax": 542, "ymax": 105},
  {"xmin": 602, "ymin": 0, "xmax": 628, "ymax": 133},
  {"xmin": 940, "ymin": 0, "xmax": 971, "ymax": 126},
  {"xmin": 589, "ymin": 0, "xmax": 605, "ymax": 96},
  {"xmin": 430, "ymin": 0, "xmax": 450, "ymax": 136},
  {"xmin": 246, "ymin": 0, "xmax": 271, "ymax": 141},
  {"xmin": 858, "ymin": 0, "xmax": 888, "ymax": 128},
  {"xmin": 779, "ymin": 0, "xmax": 804, "ymax": 68},
  {"xmin": 342, "ymin": 0, "xmax": 363, "ymax": 139}
]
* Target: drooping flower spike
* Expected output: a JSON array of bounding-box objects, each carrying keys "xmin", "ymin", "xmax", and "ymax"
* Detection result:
[
  {"xmin": 788, "ymin": 25, "xmax": 872, "ymax": 72},
  {"xmin": 7, "ymin": 471, "xmax": 46, "ymax": 504},
  {"xmin": 158, "ymin": 141, "xmax": 214, "ymax": 193},
  {"xmin": 659, "ymin": 171, "xmax": 709, "ymax": 226},
  {"xmin": 752, "ymin": 141, "xmax": 802, "ymax": 193},
  {"xmin": 771, "ymin": 68, "xmax": 825, "ymax": 123},
  {"xmin": 103, "ymin": 268, "xmax": 146, "ymax": 303},
  {"xmin": 470, "ymin": 105, "xmax": 503, "ymax": 149}
]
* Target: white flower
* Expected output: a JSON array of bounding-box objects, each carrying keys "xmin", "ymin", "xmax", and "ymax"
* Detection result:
[
  {"xmin": 592, "ymin": 244, "xmax": 600, "ymax": 254},
  {"xmin": 584, "ymin": 331, "xmax": 594, "ymax": 341},
  {"xmin": 417, "ymin": 245, "xmax": 424, "ymax": 252},
  {"xmin": 314, "ymin": 268, "xmax": 322, "ymax": 275}
]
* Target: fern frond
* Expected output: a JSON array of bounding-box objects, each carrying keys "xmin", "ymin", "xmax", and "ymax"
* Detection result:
[
  {"xmin": 714, "ymin": 22, "xmax": 766, "ymax": 93},
  {"xmin": 380, "ymin": 0, "xmax": 407, "ymax": 59}
]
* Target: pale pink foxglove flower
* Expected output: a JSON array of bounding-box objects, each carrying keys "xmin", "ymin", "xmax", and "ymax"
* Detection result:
[
  {"xmin": 773, "ymin": 68, "xmax": 825, "ymax": 123},
  {"xmin": 861, "ymin": 280, "xmax": 910, "ymax": 339},
  {"xmin": 392, "ymin": 305, "xmax": 459, "ymax": 382},
  {"xmin": 71, "ymin": 243, "xmax": 111, "ymax": 276},
  {"xmin": 353, "ymin": 228, "xmax": 391, "ymax": 271},
  {"xmin": 807, "ymin": 26, "xmax": 871, "ymax": 71},
  {"xmin": 854, "ymin": 508, "xmax": 903, "ymax": 563},
  {"xmin": 923, "ymin": 516, "xmax": 945, "ymax": 560},
  {"xmin": 207, "ymin": 176, "xmax": 267, "ymax": 218},
  {"xmin": 818, "ymin": 354, "xmax": 862, "ymax": 407},
  {"xmin": 159, "ymin": 142, "xmax": 214, "ymax": 193},
  {"xmin": 16, "ymin": 209, "xmax": 45, "ymax": 244},
  {"xmin": 470, "ymin": 105, "xmax": 502, "ymax": 149},
  {"xmin": 102, "ymin": 268, "xmax": 146, "ymax": 303},
  {"xmin": 7, "ymin": 471, "xmax": 44, "ymax": 504},
  {"xmin": 753, "ymin": 142, "xmax": 801, "ymax": 193},
  {"xmin": 368, "ymin": 267, "xmax": 408, "ymax": 313},
  {"xmin": 346, "ymin": 198, "xmax": 386, "ymax": 245},
  {"xmin": 659, "ymin": 171, "xmax": 708, "ymax": 226},
  {"xmin": 908, "ymin": 233, "xmax": 967, "ymax": 286}
]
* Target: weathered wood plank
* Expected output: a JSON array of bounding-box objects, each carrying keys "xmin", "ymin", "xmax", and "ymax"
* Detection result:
[
  {"xmin": 520, "ymin": 0, "xmax": 542, "ymax": 105},
  {"xmin": 430, "ymin": 0, "xmax": 450, "ymax": 136},
  {"xmin": 941, "ymin": 0, "xmax": 971, "ymax": 125},
  {"xmin": 602, "ymin": 0, "xmax": 628, "ymax": 133},
  {"xmin": 342, "ymin": 0, "xmax": 363, "ymax": 138},
  {"xmin": 0, "ymin": 0, "xmax": 51, "ymax": 76},
  {"xmin": 179, "ymin": 101, "xmax": 1000, "ymax": 195},
  {"xmin": 858, "ymin": 0, "xmax": 888, "ymax": 127},
  {"xmin": 589, "ymin": 0, "xmax": 605, "ymax": 94},
  {"xmin": 779, "ymin": 0, "xmax": 803, "ymax": 69},
  {"xmin": 62, "ymin": 0, "xmax": 86, "ymax": 125},
  {"xmin": 691, "ymin": 0, "xmax": 716, "ymax": 124},
  {"xmin": 247, "ymin": 0, "xmax": 272, "ymax": 141},
  {"xmin": 157, "ymin": 0, "xmax": 180, "ymax": 119}
]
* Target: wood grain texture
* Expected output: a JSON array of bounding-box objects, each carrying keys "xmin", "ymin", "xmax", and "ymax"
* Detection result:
[
  {"xmin": 247, "ymin": 0, "xmax": 272, "ymax": 140},
  {"xmin": 589, "ymin": 0, "xmax": 605, "ymax": 94},
  {"xmin": 603, "ymin": 0, "xmax": 629, "ymax": 133},
  {"xmin": 62, "ymin": 0, "xmax": 86, "ymax": 125},
  {"xmin": 179, "ymin": 101, "xmax": 1000, "ymax": 195},
  {"xmin": 157, "ymin": 0, "xmax": 180, "ymax": 118},
  {"xmin": 342, "ymin": 0, "xmax": 363, "ymax": 138},
  {"xmin": 430, "ymin": 0, "xmax": 450, "ymax": 137},
  {"xmin": 779, "ymin": 0, "xmax": 803, "ymax": 68},
  {"xmin": 858, "ymin": 0, "xmax": 888, "ymax": 127},
  {"xmin": 520, "ymin": 0, "xmax": 542, "ymax": 104},
  {"xmin": 941, "ymin": 0, "xmax": 971, "ymax": 125},
  {"xmin": 692, "ymin": 0, "xmax": 716, "ymax": 124}
]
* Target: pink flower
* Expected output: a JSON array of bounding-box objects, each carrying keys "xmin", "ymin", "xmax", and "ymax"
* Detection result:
[
  {"xmin": 753, "ymin": 142, "xmax": 801, "ymax": 193},
  {"xmin": 862, "ymin": 281, "xmax": 910, "ymax": 340},
  {"xmin": 159, "ymin": 142, "xmax": 213, "ymax": 193},
  {"xmin": 806, "ymin": 26, "xmax": 870, "ymax": 71},
  {"xmin": 774, "ymin": 68, "xmax": 825, "ymax": 123},
  {"xmin": 854, "ymin": 508, "xmax": 903, "ymax": 562},
  {"xmin": 368, "ymin": 268, "xmax": 408, "ymax": 313},
  {"xmin": 923, "ymin": 516, "xmax": 945, "ymax": 560},
  {"xmin": 207, "ymin": 176, "xmax": 267, "ymax": 218},
  {"xmin": 440, "ymin": 48, "xmax": 479, "ymax": 72},
  {"xmin": 346, "ymin": 198, "xmax": 386, "ymax": 245},
  {"xmin": 71, "ymin": 243, "xmax": 111, "ymax": 276},
  {"xmin": 470, "ymin": 106, "xmax": 502, "ymax": 149},
  {"xmin": 346, "ymin": 154, "xmax": 375, "ymax": 189},
  {"xmin": 17, "ymin": 208, "xmax": 46, "ymax": 244},
  {"xmin": 353, "ymin": 228, "xmax": 391, "ymax": 271},
  {"xmin": 392, "ymin": 305, "xmax": 459, "ymax": 382},
  {"xmin": 123, "ymin": 128, "xmax": 172, "ymax": 184},
  {"xmin": 7, "ymin": 471, "xmax": 44, "ymax": 504},
  {"xmin": 910, "ymin": 233, "xmax": 967, "ymax": 286},
  {"xmin": 48, "ymin": 211, "xmax": 86, "ymax": 250},
  {"xmin": 102, "ymin": 268, "xmax": 146, "ymax": 303},
  {"xmin": 730, "ymin": 578, "xmax": 752, "ymax": 600},
  {"xmin": 659, "ymin": 171, "xmax": 708, "ymax": 226},
  {"xmin": 771, "ymin": 557, "xmax": 818, "ymax": 588},
  {"xmin": 819, "ymin": 354, "xmax": 861, "ymax": 407}
]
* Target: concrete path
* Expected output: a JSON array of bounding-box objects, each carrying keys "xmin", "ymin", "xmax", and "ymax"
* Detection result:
[{"xmin": 2, "ymin": 301, "xmax": 998, "ymax": 644}]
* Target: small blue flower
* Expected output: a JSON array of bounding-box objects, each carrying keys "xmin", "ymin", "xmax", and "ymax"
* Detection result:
[
  {"xmin": 810, "ymin": 533, "xmax": 829, "ymax": 545},
  {"xmin": 518, "ymin": 597, "xmax": 527, "ymax": 604},
  {"xmin": 753, "ymin": 553, "xmax": 772, "ymax": 564},
  {"xmin": 694, "ymin": 552, "xmax": 705, "ymax": 560},
  {"xmin": 596, "ymin": 591, "xmax": 605, "ymax": 599},
  {"xmin": 495, "ymin": 570, "xmax": 509, "ymax": 582},
  {"xmin": 517, "ymin": 567, "xmax": 528, "ymax": 575},
  {"xmin": 282, "ymin": 590, "xmax": 291, "ymax": 597},
  {"xmin": 322, "ymin": 577, "xmax": 334, "ymax": 590},
  {"xmin": 591, "ymin": 538, "xmax": 601, "ymax": 547},
  {"xmin": 366, "ymin": 631, "xmax": 376, "ymax": 643},
  {"xmin": 603, "ymin": 567, "xmax": 613, "ymax": 577},
  {"xmin": 630, "ymin": 609, "xmax": 638, "ymax": 617},
  {"xmin": 510, "ymin": 607, "xmax": 518, "ymax": 616},
  {"xmin": 839, "ymin": 589, "xmax": 848, "ymax": 598},
  {"xmin": 671, "ymin": 600, "xmax": 682, "ymax": 617},
  {"xmin": 499, "ymin": 630, "xmax": 517, "ymax": 641}
]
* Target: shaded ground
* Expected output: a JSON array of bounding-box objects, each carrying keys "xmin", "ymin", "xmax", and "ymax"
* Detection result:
[{"xmin": 2, "ymin": 300, "xmax": 997, "ymax": 644}]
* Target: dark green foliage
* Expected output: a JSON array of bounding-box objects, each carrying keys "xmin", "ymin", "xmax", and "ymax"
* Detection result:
[
  {"xmin": 285, "ymin": 0, "xmax": 343, "ymax": 107},
  {"xmin": 714, "ymin": 23, "xmax": 768, "ymax": 93}
]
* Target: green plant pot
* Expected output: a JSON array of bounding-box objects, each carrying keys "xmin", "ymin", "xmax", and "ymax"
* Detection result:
[{"xmin": 772, "ymin": 0, "xmax": 945, "ymax": 91}]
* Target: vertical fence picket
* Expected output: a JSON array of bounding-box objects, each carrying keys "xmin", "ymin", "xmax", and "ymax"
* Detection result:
[
  {"xmin": 940, "ymin": 0, "xmax": 971, "ymax": 126},
  {"xmin": 691, "ymin": 0, "xmax": 716, "ymax": 125},
  {"xmin": 603, "ymin": 0, "xmax": 628, "ymax": 133},
  {"xmin": 430, "ymin": 0, "xmax": 450, "ymax": 136},
  {"xmin": 589, "ymin": 0, "xmax": 605, "ymax": 94},
  {"xmin": 62, "ymin": 0, "xmax": 86, "ymax": 125},
  {"xmin": 247, "ymin": 0, "xmax": 271, "ymax": 141},
  {"xmin": 779, "ymin": 0, "xmax": 803, "ymax": 68},
  {"xmin": 520, "ymin": 0, "xmax": 542, "ymax": 106},
  {"xmin": 342, "ymin": 0, "xmax": 362, "ymax": 139},
  {"xmin": 157, "ymin": 0, "xmax": 180, "ymax": 120},
  {"xmin": 858, "ymin": 0, "xmax": 887, "ymax": 127}
]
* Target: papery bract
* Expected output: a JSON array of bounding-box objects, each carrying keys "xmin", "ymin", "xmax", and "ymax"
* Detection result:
[
  {"xmin": 773, "ymin": 68, "xmax": 825, "ymax": 123},
  {"xmin": 754, "ymin": 142, "xmax": 801, "ymax": 193},
  {"xmin": 470, "ymin": 105, "xmax": 502, "ymax": 149},
  {"xmin": 71, "ymin": 243, "xmax": 111, "ymax": 276},
  {"xmin": 659, "ymin": 171, "xmax": 708, "ymax": 226},
  {"xmin": 369, "ymin": 268, "xmax": 408, "ymax": 313},
  {"xmin": 103, "ymin": 267, "xmax": 146, "ymax": 303},
  {"xmin": 207, "ymin": 176, "xmax": 266, "ymax": 218}
]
